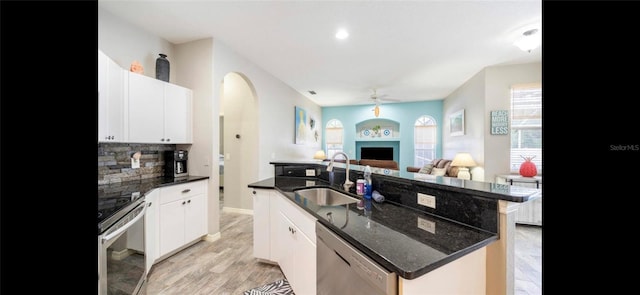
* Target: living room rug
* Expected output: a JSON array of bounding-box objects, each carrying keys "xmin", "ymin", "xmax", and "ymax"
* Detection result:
[{"xmin": 242, "ymin": 278, "xmax": 294, "ymax": 295}]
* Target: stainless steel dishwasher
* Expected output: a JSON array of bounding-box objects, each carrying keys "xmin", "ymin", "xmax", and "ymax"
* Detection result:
[{"xmin": 316, "ymin": 221, "xmax": 397, "ymax": 295}]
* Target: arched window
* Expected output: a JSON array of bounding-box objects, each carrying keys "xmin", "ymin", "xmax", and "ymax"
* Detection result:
[
  {"xmin": 325, "ymin": 119, "xmax": 344, "ymax": 158},
  {"xmin": 414, "ymin": 115, "xmax": 436, "ymax": 167}
]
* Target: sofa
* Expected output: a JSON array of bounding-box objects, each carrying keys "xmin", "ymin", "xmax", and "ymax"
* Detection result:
[
  {"xmin": 406, "ymin": 158, "xmax": 459, "ymax": 177},
  {"xmin": 325, "ymin": 158, "xmax": 399, "ymax": 170},
  {"xmin": 354, "ymin": 159, "xmax": 399, "ymax": 170}
]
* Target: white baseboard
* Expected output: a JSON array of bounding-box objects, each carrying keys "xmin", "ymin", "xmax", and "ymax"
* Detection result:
[
  {"xmin": 222, "ymin": 207, "xmax": 254, "ymax": 215},
  {"xmin": 111, "ymin": 248, "xmax": 135, "ymax": 260},
  {"xmin": 204, "ymin": 232, "xmax": 221, "ymax": 242}
]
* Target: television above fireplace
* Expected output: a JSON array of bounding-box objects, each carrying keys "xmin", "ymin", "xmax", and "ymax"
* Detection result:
[{"xmin": 361, "ymin": 147, "xmax": 393, "ymax": 161}]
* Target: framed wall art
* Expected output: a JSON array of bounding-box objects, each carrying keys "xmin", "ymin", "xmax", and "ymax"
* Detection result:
[
  {"xmin": 450, "ymin": 109, "xmax": 464, "ymax": 136},
  {"xmin": 295, "ymin": 106, "xmax": 307, "ymax": 144}
]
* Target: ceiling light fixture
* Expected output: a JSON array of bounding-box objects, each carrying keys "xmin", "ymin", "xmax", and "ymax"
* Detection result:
[
  {"xmin": 514, "ymin": 28, "xmax": 541, "ymax": 53},
  {"xmin": 335, "ymin": 29, "xmax": 349, "ymax": 40}
]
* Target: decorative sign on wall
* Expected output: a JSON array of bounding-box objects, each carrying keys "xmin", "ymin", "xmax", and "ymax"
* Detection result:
[{"xmin": 490, "ymin": 110, "xmax": 509, "ymax": 135}]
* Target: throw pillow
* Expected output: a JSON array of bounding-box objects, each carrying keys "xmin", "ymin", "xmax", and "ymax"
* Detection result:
[
  {"xmin": 430, "ymin": 167, "xmax": 446, "ymax": 176},
  {"xmin": 418, "ymin": 164, "xmax": 433, "ymax": 174}
]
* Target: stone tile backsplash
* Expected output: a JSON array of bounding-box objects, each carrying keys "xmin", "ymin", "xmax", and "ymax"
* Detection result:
[{"xmin": 98, "ymin": 143, "xmax": 176, "ymax": 185}]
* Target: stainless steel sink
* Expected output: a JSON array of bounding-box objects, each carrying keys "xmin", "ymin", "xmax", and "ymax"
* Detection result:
[{"xmin": 294, "ymin": 188, "xmax": 359, "ymax": 206}]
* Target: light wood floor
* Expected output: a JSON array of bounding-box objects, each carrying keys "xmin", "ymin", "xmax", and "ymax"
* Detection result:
[{"xmin": 143, "ymin": 190, "xmax": 542, "ymax": 295}]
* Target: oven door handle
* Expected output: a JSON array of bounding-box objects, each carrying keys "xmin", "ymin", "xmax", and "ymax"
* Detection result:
[{"xmin": 101, "ymin": 201, "xmax": 146, "ymax": 244}]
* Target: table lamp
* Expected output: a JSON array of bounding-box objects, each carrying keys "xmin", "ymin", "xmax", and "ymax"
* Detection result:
[
  {"xmin": 313, "ymin": 150, "xmax": 327, "ymax": 161},
  {"xmin": 451, "ymin": 152, "xmax": 476, "ymax": 180}
]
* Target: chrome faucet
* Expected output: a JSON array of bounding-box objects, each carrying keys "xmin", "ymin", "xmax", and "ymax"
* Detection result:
[{"xmin": 326, "ymin": 151, "xmax": 354, "ymax": 191}]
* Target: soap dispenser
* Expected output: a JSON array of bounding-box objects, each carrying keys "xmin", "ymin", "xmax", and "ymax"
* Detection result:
[{"xmin": 363, "ymin": 165, "xmax": 373, "ymax": 200}]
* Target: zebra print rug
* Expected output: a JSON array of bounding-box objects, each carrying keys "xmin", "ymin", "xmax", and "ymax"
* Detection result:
[{"xmin": 243, "ymin": 278, "xmax": 295, "ymax": 295}]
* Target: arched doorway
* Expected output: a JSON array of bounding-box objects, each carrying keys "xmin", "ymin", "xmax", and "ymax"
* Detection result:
[{"xmin": 219, "ymin": 72, "xmax": 259, "ymax": 211}]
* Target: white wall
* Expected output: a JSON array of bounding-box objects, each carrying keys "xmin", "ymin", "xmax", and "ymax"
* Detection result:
[
  {"xmin": 443, "ymin": 69, "xmax": 486, "ymax": 167},
  {"xmin": 484, "ymin": 62, "xmax": 542, "ymax": 181},
  {"xmin": 98, "ymin": 8, "xmax": 176, "ymax": 84},
  {"xmin": 212, "ymin": 40, "xmax": 322, "ymax": 184},
  {"xmin": 443, "ymin": 62, "xmax": 542, "ymax": 183},
  {"xmin": 173, "ymin": 38, "xmax": 218, "ymax": 234}
]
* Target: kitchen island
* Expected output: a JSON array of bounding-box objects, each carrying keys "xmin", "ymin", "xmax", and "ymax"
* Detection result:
[{"xmin": 249, "ymin": 161, "xmax": 540, "ymax": 295}]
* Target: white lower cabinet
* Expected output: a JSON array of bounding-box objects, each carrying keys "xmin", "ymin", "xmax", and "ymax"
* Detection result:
[
  {"xmin": 256, "ymin": 190, "xmax": 316, "ymax": 295},
  {"xmin": 144, "ymin": 189, "xmax": 159, "ymax": 274},
  {"xmin": 252, "ymin": 188, "xmax": 273, "ymax": 260},
  {"xmin": 157, "ymin": 180, "xmax": 208, "ymax": 258},
  {"xmin": 271, "ymin": 192, "xmax": 316, "ymax": 295}
]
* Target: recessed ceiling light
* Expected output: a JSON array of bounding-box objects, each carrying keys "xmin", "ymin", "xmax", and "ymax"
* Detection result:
[{"xmin": 335, "ymin": 29, "xmax": 349, "ymax": 40}]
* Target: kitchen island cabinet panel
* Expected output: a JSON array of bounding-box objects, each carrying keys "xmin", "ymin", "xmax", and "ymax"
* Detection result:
[
  {"xmin": 252, "ymin": 188, "xmax": 273, "ymax": 261},
  {"xmin": 271, "ymin": 191, "xmax": 316, "ymax": 295},
  {"xmin": 273, "ymin": 207, "xmax": 316, "ymax": 295},
  {"xmin": 399, "ymin": 247, "xmax": 486, "ymax": 295}
]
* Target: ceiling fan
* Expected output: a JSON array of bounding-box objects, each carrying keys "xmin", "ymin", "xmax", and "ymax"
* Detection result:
[{"xmin": 368, "ymin": 89, "xmax": 398, "ymax": 117}]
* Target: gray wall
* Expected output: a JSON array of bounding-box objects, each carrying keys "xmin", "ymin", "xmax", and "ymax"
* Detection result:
[{"xmin": 443, "ymin": 62, "xmax": 542, "ymax": 182}]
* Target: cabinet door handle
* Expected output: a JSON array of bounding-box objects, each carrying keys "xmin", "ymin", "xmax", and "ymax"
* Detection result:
[
  {"xmin": 148, "ymin": 202, "xmax": 152, "ymax": 207},
  {"xmin": 187, "ymin": 199, "xmax": 191, "ymax": 203},
  {"xmin": 182, "ymin": 201, "xmax": 186, "ymax": 205},
  {"xmin": 252, "ymin": 190, "xmax": 256, "ymax": 195},
  {"xmin": 161, "ymin": 138, "xmax": 165, "ymax": 142},
  {"xmin": 182, "ymin": 189, "xmax": 191, "ymax": 193},
  {"xmin": 166, "ymin": 138, "xmax": 171, "ymax": 142}
]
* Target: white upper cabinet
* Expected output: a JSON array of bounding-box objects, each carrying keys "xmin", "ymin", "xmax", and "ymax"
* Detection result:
[
  {"xmin": 98, "ymin": 50, "xmax": 127, "ymax": 142},
  {"xmin": 128, "ymin": 73, "xmax": 165, "ymax": 143},
  {"xmin": 128, "ymin": 72, "xmax": 193, "ymax": 144},
  {"xmin": 163, "ymin": 83, "xmax": 192, "ymax": 143}
]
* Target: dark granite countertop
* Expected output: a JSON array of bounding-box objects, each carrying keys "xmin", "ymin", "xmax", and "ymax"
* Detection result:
[
  {"xmin": 248, "ymin": 176, "xmax": 497, "ymax": 280},
  {"xmin": 269, "ymin": 160, "xmax": 541, "ymax": 202},
  {"xmin": 98, "ymin": 175, "xmax": 210, "ymax": 199}
]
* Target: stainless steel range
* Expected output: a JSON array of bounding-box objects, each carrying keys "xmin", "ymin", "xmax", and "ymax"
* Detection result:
[{"xmin": 98, "ymin": 185, "xmax": 147, "ymax": 295}]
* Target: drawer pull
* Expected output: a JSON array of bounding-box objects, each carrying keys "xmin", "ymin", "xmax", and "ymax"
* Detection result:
[{"xmin": 182, "ymin": 189, "xmax": 191, "ymax": 193}]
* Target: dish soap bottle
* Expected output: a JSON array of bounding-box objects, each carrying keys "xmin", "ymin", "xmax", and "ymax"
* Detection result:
[{"xmin": 364, "ymin": 165, "xmax": 373, "ymax": 200}]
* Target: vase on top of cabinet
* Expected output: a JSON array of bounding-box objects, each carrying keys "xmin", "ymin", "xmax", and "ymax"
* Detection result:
[{"xmin": 155, "ymin": 53, "xmax": 170, "ymax": 82}]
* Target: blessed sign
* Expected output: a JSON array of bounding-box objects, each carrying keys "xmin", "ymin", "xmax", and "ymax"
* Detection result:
[{"xmin": 490, "ymin": 110, "xmax": 509, "ymax": 135}]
